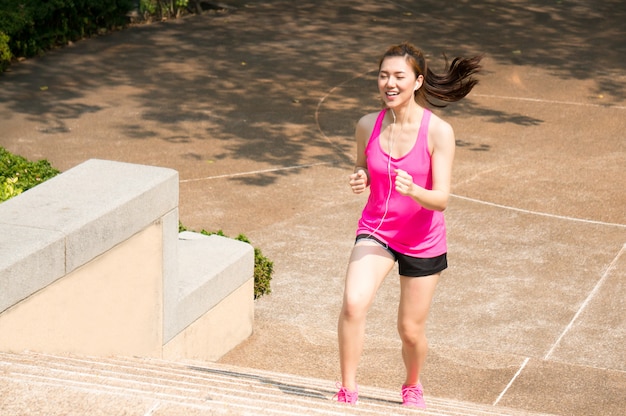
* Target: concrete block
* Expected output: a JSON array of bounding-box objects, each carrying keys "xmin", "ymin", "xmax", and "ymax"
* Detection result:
[
  {"xmin": 164, "ymin": 231, "xmax": 254, "ymax": 342},
  {"xmin": 0, "ymin": 223, "xmax": 164, "ymax": 357},
  {"xmin": 0, "ymin": 159, "xmax": 179, "ymax": 274},
  {"xmin": 161, "ymin": 208, "xmax": 179, "ymax": 338},
  {"xmin": 0, "ymin": 225, "xmax": 65, "ymax": 313},
  {"xmin": 163, "ymin": 278, "xmax": 254, "ymax": 362}
]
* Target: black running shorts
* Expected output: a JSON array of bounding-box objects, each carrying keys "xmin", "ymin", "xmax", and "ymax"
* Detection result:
[{"xmin": 355, "ymin": 234, "xmax": 447, "ymax": 277}]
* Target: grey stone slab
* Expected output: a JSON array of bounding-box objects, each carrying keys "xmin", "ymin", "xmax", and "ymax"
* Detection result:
[
  {"xmin": 164, "ymin": 231, "xmax": 254, "ymax": 342},
  {"xmin": 0, "ymin": 159, "xmax": 179, "ymax": 273},
  {"xmin": 161, "ymin": 208, "xmax": 180, "ymax": 339},
  {"xmin": 0, "ymin": 224, "xmax": 65, "ymax": 313}
]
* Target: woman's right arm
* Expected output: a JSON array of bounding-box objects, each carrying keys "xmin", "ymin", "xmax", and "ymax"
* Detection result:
[{"xmin": 349, "ymin": 114, "xmax": 376, "ymax": 194}]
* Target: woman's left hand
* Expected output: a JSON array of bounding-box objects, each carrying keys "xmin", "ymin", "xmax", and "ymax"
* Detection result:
[{"xmin": 394, "ymin": 169, "xmax": 414, "ymax": 196}]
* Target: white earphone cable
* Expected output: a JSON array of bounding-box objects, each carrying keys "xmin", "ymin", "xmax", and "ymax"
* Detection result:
[{"xmin": 365, "ymin": 109, "xmax": 397, "ymax": 239}]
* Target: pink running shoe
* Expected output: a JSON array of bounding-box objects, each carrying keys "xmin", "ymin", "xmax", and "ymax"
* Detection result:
[
  {"xmin": 334, "ymin": 382, "xmax": 358, "ymax": 404},
  {"xmin": 402, "ymin": 383, "xmax": 426, "ymax": 408}
]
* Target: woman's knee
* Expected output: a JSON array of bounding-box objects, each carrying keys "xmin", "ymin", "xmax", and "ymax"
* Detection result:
[
  {"xmin": 397, "ymin": 320, "xmax": 426, "ymax": 346},
  {"xmin": 341, "ymin": 296, "xmax": 369, "ymax": 321}
]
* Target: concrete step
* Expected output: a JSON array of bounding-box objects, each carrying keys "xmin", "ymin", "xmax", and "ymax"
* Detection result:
[
  {"xmin": 163, "ymin": 231, "xmax": 254, "ymax": 361},
  {"xmin": 0, "ymin": 351, "xmax": 555, "ymax": 416}
]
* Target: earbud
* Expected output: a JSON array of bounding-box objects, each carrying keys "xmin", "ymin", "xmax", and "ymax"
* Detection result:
[{"xmin": 415, "ymin": 75, "xmax": 423, "ymax": 91}]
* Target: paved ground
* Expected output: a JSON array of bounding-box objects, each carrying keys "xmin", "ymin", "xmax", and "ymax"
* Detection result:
[
  {"xmin": 0, "ymin": 351, "xmax": 555, "ymax": 415},
  {"xmin": 1, "ymin": 0, "xmax": 624, "ymax": 415}
]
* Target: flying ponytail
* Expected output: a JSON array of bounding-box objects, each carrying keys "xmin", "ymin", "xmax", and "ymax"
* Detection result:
[{"xmin": 379, "ymin": 42, "xmax": 483, "ymax": 108}]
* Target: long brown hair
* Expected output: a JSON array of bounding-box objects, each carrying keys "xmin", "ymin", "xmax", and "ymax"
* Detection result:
[{"xmin": 378, "ymin": 42, "xmax": 482, "ymax": 108}]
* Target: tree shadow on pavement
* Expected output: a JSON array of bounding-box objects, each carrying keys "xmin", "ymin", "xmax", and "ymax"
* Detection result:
[{"xmin": 0, "ymin": 0, "xmax": 623, "ymax": 185}]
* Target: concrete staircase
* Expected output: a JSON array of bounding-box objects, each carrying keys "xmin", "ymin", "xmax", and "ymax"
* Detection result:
[{"xmin": 0, "ymin": 351, "xmax": 555, "ymax": 416}]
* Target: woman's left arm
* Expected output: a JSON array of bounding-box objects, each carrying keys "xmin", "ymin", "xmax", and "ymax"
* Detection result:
[{"xmin": 394, "ymin": 118, "xmax": 455, "ymax": 211}]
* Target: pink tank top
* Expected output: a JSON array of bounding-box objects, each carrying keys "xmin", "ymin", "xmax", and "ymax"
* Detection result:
[{"xmin": 356, "ymin": 108, "xmax": 447, "ymax": 257}]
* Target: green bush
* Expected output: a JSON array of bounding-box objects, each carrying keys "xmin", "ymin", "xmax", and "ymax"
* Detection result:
[
  {"xmin": 235, "ymin": 232, "xmax": 273, "ymax": 300},
  {"xmin": 0, "ymin": 30, "xmax": 10, "ymax": 71},
  {"xmin": 0, "ymin": 176, "xmax": 22, "ymax": 201},
  {"xmin": 0, "ymin": 0, "xmax": 133, "ymax": 66},
  {"xmin": 179, "ymin": 223, "xmax": 274, "ymax": 299},
  {"xmin": 139, "ymin": 0, "xmax": 189, "ymax": 20},
  {"xmin": 0, "ymin": 147, "xmax": 60, "ymax": 202},
  {"xmin": 0, "ymin": 0, "xmax": 213, "ymax": 72}
]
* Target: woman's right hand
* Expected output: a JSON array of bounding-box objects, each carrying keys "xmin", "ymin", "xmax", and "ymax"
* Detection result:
[{"xmin": 349, "ymin": 169, "xmax": 368, "ymax": 194}]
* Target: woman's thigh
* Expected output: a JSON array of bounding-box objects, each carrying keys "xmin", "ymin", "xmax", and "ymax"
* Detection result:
[{"xmin": 343, "ymin": 240, "xmax": 395, "ymax": 312}]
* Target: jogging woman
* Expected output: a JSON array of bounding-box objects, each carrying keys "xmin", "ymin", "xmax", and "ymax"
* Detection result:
[{"xmin": 336, "ymin": 42, "xmax": 482, "ymax": 408}]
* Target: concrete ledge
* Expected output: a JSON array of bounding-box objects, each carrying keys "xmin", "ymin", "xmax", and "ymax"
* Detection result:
[
  {"xmin": 0, "ymin": 225, "xmax": 65, "ymax": 313},
  {"xmin": 166, "ymin": 231, "xmax": 254, "ymax": 343},
  {"xmin": 0, "ymin": 159, "xmax": 179, "ymax": 314},
  {"xmin": 0, "ymin": 223, "xmax": 164, "ymax": 357},
  {"xmin": 0, "ymin": 159, "xmax": 254, "ymax": 362}
]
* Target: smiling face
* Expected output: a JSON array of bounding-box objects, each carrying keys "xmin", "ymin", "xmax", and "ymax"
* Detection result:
[{"xmin": 378, "ymin": 56, "xmax": 422, "ymax": 109}]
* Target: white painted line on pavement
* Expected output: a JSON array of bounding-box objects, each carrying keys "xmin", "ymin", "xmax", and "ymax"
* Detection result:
[
  {"xmin": 493, "ymin": 357, "xmax": 530, "ymax": 406},
  {"xmin": 544, "ymin": 243, "xmax": 626, "ymax": 360},
  {"xmin": 451, "ymin": 194, "xmax": 626, "ymax": 229},
  {"xmin": 179, "ymin": 162, "xmax": 332, "ymax": 183},
  {"xmin": 144, "ymin": 401, "xmax": 161, "ymax": 416},
  {"xmin": 473, "ymin": 93, "xmax": 626, "ymax": 110}
]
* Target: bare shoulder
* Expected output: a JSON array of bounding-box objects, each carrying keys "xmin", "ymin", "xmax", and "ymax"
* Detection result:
[
  {"xmin": 356, "ymin": 111, "xmax": 381, "ymax": 131},
  {"xmin": 355, "ymin": 111, "xmax": 382, "ymax": 144},
  {"xmin": 428, "ymin": 111, "xmax": 455, "ymax": 147}
]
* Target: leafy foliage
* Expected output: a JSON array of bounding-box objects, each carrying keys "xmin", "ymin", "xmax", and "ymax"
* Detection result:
[
  {"xmin": 0, "ymin": 176, "xmax": 22, "ymax": 201},
  {"xmin": 140, "ymin": 0, "xmax": 189, "ymax": 20},
  {"xmin": 0, "ymin": 0, "xmax": 133, "ymax": 70},
  {"xmin": 0, "ymin": 30, "xmax": 10, "ymax": 71},
  {"xmin": 0, "ymin": 0, "xmax": 223, "ymax": 72},
  {"xmin": 0, "ymin": 147, "xmax": 60, "ymax": 202},
  {"xmin": 179, "ymin": 223, "xmax": 274, "ymax": 299}
]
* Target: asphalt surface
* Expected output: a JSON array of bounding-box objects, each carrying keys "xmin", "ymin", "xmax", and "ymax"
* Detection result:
[{"xmin": 1, "ymin": 1, "xmax": 625, "ymax": 415}]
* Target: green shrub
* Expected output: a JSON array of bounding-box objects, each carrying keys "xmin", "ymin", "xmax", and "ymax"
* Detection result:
[
  {"xmin": 140, "ymin": 0, "xmax": 158, "ymax": 16},
  {"xmin": 0, "ymin": 0, "xmax": 133, "ymax": 65},
  {"xmin": 0, "ymin": 30, "xmax": 10, "ymax": 71},
  {"xmin": 0, "ymin": 0, "xmax": 210, "ymax": 73},
  {"xmin": 0, "ymin": 176, "xmax": 22, "ymax": 201},
  {"xmin": 0, "ymin": 147, "xmax": 60, "ymax": 202},
  {"xmin": 140, "ymin": 0, "xmax": 189, "ymax": 20},
  {"xmin": 234, "ymin": 233, "xmax": 273, "ymax": 300},
  {"xmin": 179, "ymin": 223, "xmax": 274, "ymax": 299}
]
